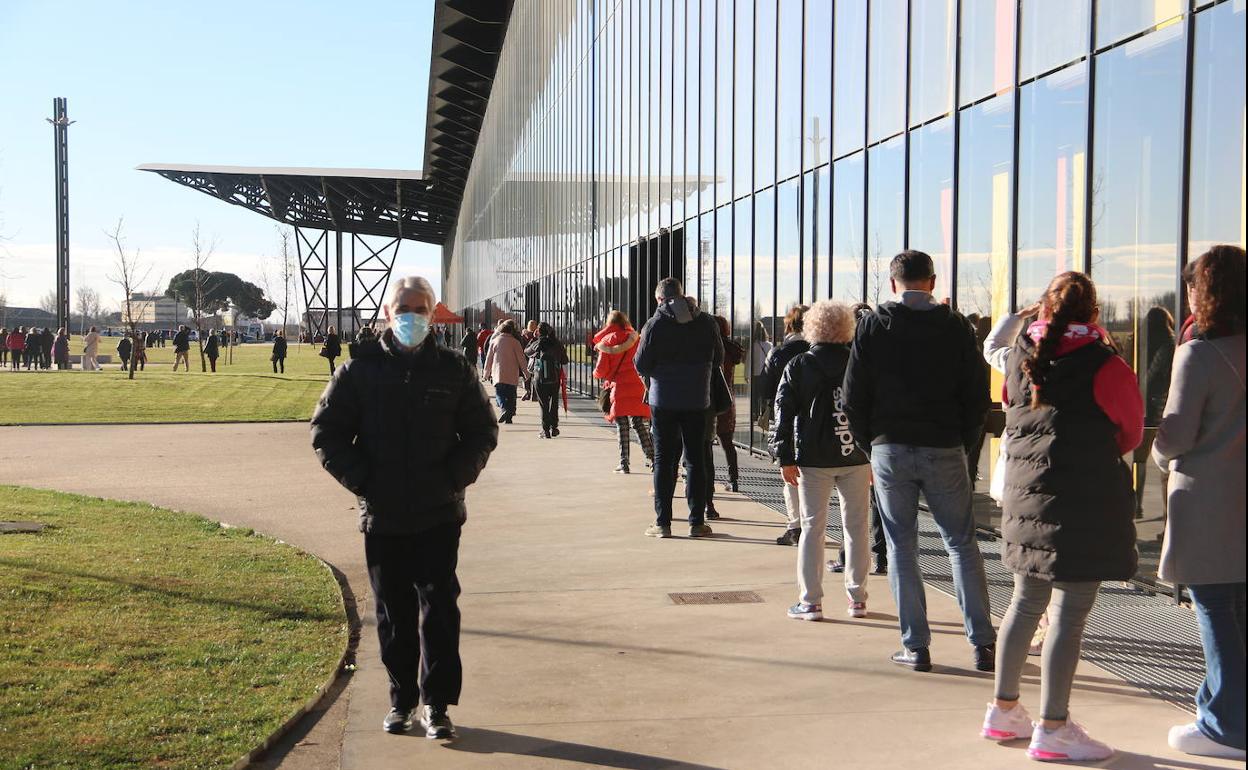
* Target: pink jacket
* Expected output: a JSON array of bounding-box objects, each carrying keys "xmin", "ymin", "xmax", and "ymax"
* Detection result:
[{"xmin": 485, "ymin": 333, "xmax": 528, "ymax": 386}]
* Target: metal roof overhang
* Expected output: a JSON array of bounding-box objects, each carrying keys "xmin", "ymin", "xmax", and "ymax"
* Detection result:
[{"xmin": 137, "ymin": 164, "xmax": 456, "ymax": 243}]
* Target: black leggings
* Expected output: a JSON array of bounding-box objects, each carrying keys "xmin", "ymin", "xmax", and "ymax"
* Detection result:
[
  {"xmin": 535, "ymin": 382, "xmax": 559, "ymax": 432},
  {"xmin": 327, "ymin": 356, "xmax": 337, "ymax": 375},
  {"xmin": 273, "ymin": 358, "xmax": 285, "ymax": 373}
]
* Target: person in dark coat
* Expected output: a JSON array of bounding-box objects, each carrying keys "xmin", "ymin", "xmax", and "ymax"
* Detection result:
[
  {"xmin": 39, "ymin": 327, "xmax": 54, "ymax": 369},
  {"xmin": 320, "ymin": 326, "xmax": 342, "ymax": 375},
  {"xmin": 203, "ymin": 329, "xmax": 220, "ymax": 372},
  {"xmin": 172, "ymin": 325, "xmax": 191, "ymax": 371},
  {"xmin": 982, "ymin": 271, "xmax": 1142, "ymax": 761},
  {"xmin": 762, "ymin": 305, "xmax": 810, "ymax": 543},
  {"xmin": 703, "ymin": 314, "xmax": 744, "ymax": 520},
  {"xmin": 115, "ymin": 334, "xmax": 133, "ymax": 371},
  {"xmin": 524, "ymin": 322, "xmax": 568, "ymax": 438},
  {"xmin": 459, "ymin": 328, "xmax": 478, "ymax": 368},
  {"xmin": 633, "ymin": 277, "xmax": 724, "ymax": 539},
  {"xmin": 271, "ymin": 329, "xmax": 288, "ymax": 373},
  {"xmin": 53, "ymin": 328, "xmax": 70, "ymax": 369},
  {"xmin": 310, "ymin": 276, "xmax": 498, "ymax": 740}
]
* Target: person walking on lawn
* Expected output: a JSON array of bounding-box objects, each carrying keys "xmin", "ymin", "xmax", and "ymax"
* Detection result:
[
  {"xmin": 844, "ymin": 249, "xmax": 995, "ymax": 674},
  {"xmin": 82, "ymin": 326, "xmax": 102, "ymax": 372},
  {"xmin": 116, "ymin": 334, "xmax": 132, "ymax": 372},
  {"xmin": 172, "ymin": 325, "xmax": 191, "ymax": 372},
  {"xmin": 594, "ymin": 310, "xmax": 656, "ymax": 474},
  {"xmin": 311, "ymin": 276, "xmax": 498, "ymax": 740},
  {"xmin": 130, "ymin": 330, "xmax": 146, "ymax": 371},
  {"xmin": 271, "ymin": 329, "xmax": 288, "ymax": 373},
  {"xmin": 5, "ymin": 327, "xmax": 25, "ymax": 371},
  {"xmin": 204, "ymin": 329, "xmax": 221, "ymax": 372},
  {"xmin": 321, "ymin": 326, "xmax": 342, "ymax": 375},
  {"xmin": 633, "ymin": 277, "xmax": 724, "ymax": 539}
]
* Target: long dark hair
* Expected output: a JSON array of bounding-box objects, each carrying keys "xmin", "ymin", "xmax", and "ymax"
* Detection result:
[
  {"xmin": 537, "ymin": 321, "xmax": 557, "ymax": 340},
  {"xmin": 1021, "ymin": 272, "xmax": 1098, "ymax": 409}
]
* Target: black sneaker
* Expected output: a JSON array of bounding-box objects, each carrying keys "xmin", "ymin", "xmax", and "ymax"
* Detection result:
[
  {"xmin": 974, "ymin": 644, "xmax": 996, "ymax": 672},
  {"xmin": 420, "ymin": 704, "xmax": 455, "ymax": 739},
  {"xmin": 538, "ymin": 431, "xmax": 551, "ymax": 439},
  {"xmin": 383, "ymin": 708, "xmax": 413, "ymax": 734},
  {"xmin": 551, "ymin": 427, "xmax": 560, "ymax": 437},
  {"xmin": 775, "ymin": 528, "xmax": 801, "ymax": 546},
  {"xmin": 871, "ymin": 559, "xmax": 889, "ymax": 575},
  {"xmin": 614, "ymin": 463, "xmax": 630, "ymax": 474},
  {"xmin": 891, "ymin": 647, "xmax": 932, "ymax": 672},
  {"xmin": 705, "ymin": 507, "xmax": 721, "ymax": 520}
]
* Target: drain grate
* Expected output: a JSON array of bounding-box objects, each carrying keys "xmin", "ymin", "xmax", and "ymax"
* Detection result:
[{"xmin": 669, "ymin": 590, "xmax": 764, "ymax": 605}]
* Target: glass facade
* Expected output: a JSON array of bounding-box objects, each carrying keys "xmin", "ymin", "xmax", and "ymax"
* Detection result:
[{"xmin": 444, "ymin": 0, "xmax": 1246, "ymax": 592}]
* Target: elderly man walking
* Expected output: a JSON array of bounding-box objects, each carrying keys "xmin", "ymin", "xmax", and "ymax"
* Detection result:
[
  {"xmin": 634, "ymin": 277, "xmax": 724, "ymax": 539},
  {"xmin": 311, "ymin": 276, "xmax": 498, "ymax": 739}
]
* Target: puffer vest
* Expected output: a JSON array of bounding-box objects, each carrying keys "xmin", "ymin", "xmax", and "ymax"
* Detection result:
[{"xmin": 1002, "ymin": 333, "xmax": 1137, "ymax": 582}]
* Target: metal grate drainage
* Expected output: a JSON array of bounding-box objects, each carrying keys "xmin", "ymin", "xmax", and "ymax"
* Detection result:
[{"xmin": 669, "ymin": 590, "xmax": 764, "ymax": 605}]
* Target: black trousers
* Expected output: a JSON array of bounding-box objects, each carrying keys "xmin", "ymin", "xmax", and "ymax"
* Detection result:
[
  {"xmin": 365, "ymin": 522, "xmax": 463, "ymax": 710},
  {"xmin": 535, "ymin": 381, "xmax": 559, "ymax": 431},
  {"xmin": 651, "ymin": 407, "xmax": 708, "ymax": 526}
]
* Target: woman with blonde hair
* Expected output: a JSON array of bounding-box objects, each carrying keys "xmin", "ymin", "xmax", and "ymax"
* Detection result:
[
  {"xmin": 771, "ymin": 300, "xmax": 873, "ymax": 622},
  {"xmin": 594, "ymin": 310, "xmax": 654, "ymax": 472}
]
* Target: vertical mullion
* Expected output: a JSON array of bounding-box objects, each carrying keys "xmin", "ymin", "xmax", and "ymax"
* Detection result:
[
  {"xmin": 902, "ymin": 0, "xmax": 912, "ymax": 250},
  {"xmin": 950, "ymin": 0, "xmax": 963, "ymax": 307},
  {"xmin": 1176, "ymin": 5, "xmax": 1196, "ymax": 323},
  {"xmin": 773, "ymin": 0, "xmax": 781, "ymax": 328},
  {"xmin": 1009, "ymin": 0, "xmax": 1023, "ymax": 312},
  {"xmin": 1082, "ymin": 0, "xmax": 1098, "ymax": 273},
  {"xmin": 826, "ymin": 0, "xmax": 836, "ymax": 299},
  {"xmin": 861, "ymin": 0, "xmax": 872, "ymax": 301},
  {"xmin": 799, "ymin": 0, "xmax": 807, "ymax": 302}
]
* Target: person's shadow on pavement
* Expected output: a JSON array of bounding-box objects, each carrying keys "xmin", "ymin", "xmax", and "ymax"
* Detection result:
[{"xmin": 442, "ymin": 727, "xmax": 727, "ymax": 769}]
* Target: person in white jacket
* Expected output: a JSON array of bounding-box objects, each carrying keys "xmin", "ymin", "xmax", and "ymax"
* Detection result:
[{"xmin": 82, "ymin": 326, "xmax": 101, "ymax": 371}]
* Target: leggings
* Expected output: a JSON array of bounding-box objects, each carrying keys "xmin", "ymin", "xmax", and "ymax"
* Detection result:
[
  {"xmin": 995, "ymin": 574, "xmax": 1100, "ymax": 721},
  {"xmin": 273, "ymin": 358, "xmax": 285, "ymax": 373},
  {"xmin": 716, "ymin": 430, "xmax": 738, "ymax": 482},
  {"xmin": 616, "ymin": 416, "xmax": 654, "ymax": 465}
]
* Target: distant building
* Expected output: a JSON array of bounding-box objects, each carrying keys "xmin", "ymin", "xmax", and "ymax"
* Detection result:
[
  {"xmin": 124, "ymin": 293, "xmax": 183, "ymax": 326},
  {"xmin": 0, "ymin": 306, "xmax": 58, "ymax": 330}
]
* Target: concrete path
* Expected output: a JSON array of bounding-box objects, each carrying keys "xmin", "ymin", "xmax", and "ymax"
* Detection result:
[{"xmin": 1, "ymin": 398, "xmax": 1238, "ymax": 770}]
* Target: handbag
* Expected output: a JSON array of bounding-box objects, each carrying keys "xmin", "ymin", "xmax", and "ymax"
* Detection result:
[
  {"xmin": 711, "ymin": 368, "xmax": 733, "ymax": 415},
  {"xmin": 598, "ymin": 351, "xmax": 627, "ymax": 415}
]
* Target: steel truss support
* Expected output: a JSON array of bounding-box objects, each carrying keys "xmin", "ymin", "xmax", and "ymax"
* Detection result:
[
  {"xmin": 295, "ymin": 226, "xmax": 399, "ymax": 338},
  {"xmin": 350, "ymin": 234, "xmax": 400, "ymax": 330}
]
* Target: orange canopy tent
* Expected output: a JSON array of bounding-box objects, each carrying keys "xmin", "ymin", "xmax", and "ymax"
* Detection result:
[{"xmin": 430, "ymin": 302, "xmax": 464, "ymax": 324}]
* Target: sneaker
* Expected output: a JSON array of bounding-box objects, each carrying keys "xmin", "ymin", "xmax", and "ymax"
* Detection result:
[
  {"xmin": 871, "ymin": 559, "xmax": 889, "ymax": 575},
  {"xmin": 775, "ymin": 528, "xmax": 800, "ymax": 546},
  {"xmin": 538, "ymin": 431, "xmax": 550, "ymax": 439},
  {"xmin": 551, "ymin": 427, "xmax": 560, "ymax": 437},
  {"xmin": 787, "ymin": 602, "xmax": 822, "ymax": 621},
  {"xmin": 982, "ymin": 702, "xmax": 1033, "ymax": 741},
  {"xmin": 1027, "ymin": 720, "xmax": 1113, "ymax": 762},
  {"xmin": 689, "ymin": 523, "xmax": 713, "ymax": 537},
  {"xmin": 974, "ymin": 644, "xmax": 996, "ymax": 672},
  {"xmin": 847, "ymin": 601, "xmax": 867, "ymax": 618},
  {"xmin": 890, "ymin": 647, "xmax": 932, "ymax": 672},
  {"xmin": 419, "ymin": 704, "xmax": 455, "ymax": 739},
  {"xmin": 614, "ymin": 463, "xmax": 630, "ymax": 474},
  {"xmin": 644, "ymin": 524, "xmax": 671, "ymax": 538},
  {"xmin": 1168, "ymin": 723, "xmax": 1247, "ymax": 760},
  {"xmin": 382, "ymin": 708, "xmax": 413, "ymax": 734},
  {"xmin": 705, "ymin": 507, "xmax": 721, "ymax": 520},
  {"xmin": 826, "ymin": 560, "xmax": 844, "ymax": 573}
]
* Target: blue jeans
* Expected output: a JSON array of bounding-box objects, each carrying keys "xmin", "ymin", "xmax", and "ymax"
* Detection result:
[
  {"xmin": 871, "ymin": 444, "xmax": 996, "ymax": 650},
  {"xmin": 650, "ymin": 407, "xmax": 708, "ymax": 526},
  {"xmin": 1188, "ymin": 582, "xmax": 1246, "ymax": 750},
  {"xmin": 494, "ymin": 383, "xmax": 517, "ymax": 418}
]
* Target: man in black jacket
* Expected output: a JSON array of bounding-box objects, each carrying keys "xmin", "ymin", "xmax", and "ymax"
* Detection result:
[
  {"xmin": 843, "ymin": 250, "xmax": 995, "ymax": 673},
  {"xmin": 172, "ymin": 325, "xmax": 191, "ymax": 372},
  {"xmin": 311, "ymin": 276, "xmax": 498, "ymax": 739}
]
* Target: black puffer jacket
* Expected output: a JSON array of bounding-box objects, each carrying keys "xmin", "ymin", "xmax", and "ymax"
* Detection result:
[
  {"xmin": 310, "ymin": 329, "xmax": 499, "ymax": 535},
  {"xmin": 1002, "ymin": 334, "xmax": 1138, "ymax": 581},
  {"xmin": 771, "ymin": 343, "xmax": 869, "ymax": 468},
  {"xmin": 844, "ymin": 299, "xmax": 989, "ymax": 453},
  {"xmin": 634, "ymin": 296, "xmax": 724, "ymax": 411},
  {"xmin": 762, "ymin": 333, "xmax": 810, "ymax": 404}
]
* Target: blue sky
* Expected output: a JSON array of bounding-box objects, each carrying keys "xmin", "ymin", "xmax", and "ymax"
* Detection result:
[{"xmin": 0, "ymin": 0, "xmax": 440, "ymax": 309}]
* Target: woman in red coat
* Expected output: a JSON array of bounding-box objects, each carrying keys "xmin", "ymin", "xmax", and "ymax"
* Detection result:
[{"xmin": 593, "ymin": 310, "xmax": 654, "ymax": 474}]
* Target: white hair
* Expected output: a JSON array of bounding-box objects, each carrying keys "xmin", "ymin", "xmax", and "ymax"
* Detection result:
[{"xmin": 388, "ymin": 276, "xmax": 437, "ymax": 309}]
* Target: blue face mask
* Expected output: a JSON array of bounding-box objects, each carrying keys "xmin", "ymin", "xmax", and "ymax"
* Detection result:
[{"xmin": 392, "ymin": 312, "xmax": 430, "ymax": 347}]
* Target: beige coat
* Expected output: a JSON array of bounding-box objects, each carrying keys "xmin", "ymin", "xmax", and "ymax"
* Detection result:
[
  {"xmin": 485, "ymin": 333, "xmax": 528, "ymax": 386},
  {"xmin": 82, "ymin": 331, "xmax": 100, "ymax": 356}
]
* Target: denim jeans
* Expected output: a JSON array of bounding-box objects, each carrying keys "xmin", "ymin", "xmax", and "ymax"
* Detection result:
[
  {"xmin": 650, "ymin": 407, "xmax": 708, "ymax": 526},
  {"xmin": 1188, "ymin": 582, "xmax": 1246, "ymax": 750},
  {"xmin": 871, "ymin": 444, "xmax": 996, "ymax": 650},
  {"xmin": 494, "ymin": 383, "xmax": 518, "ymax": 418}
]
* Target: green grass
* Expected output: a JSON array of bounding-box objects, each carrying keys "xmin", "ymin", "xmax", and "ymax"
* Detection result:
[
  {"xmin": 0, "ymin": 343, "xmax": 339, "ymax": 424},
  {"xmin": 0, "ymin": 485, "xmax": 347, "ymax": 770}
]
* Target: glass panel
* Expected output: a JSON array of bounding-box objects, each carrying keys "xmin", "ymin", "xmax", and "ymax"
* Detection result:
[
  {"xmin": 910, "ymin": 0, "xmax": 956, "ymax": 125},
  {"xmin": 867, "ymin": 136, "xmax": 905, "ymax": 304},
  {"xmin": 756, "ymin": 0, "xmax": 778, "ymax": 191},
  {"xmin": 908, "ymin": 117, "xmax": 955, "ymax": 301},
  {"xmin": 777, "ymin": 0, "xmax": 803, "ymax": 180},
  {"xmin": 804, "ymin": 0, "xmax": 832, "ymax": 171},
  {"xmin": 1189, "ymin": 1, "xmax": 1247, "ymax": 256},
  {"xmin": 699, "ymin": 213, "xmax": 715, "ymax": 309},
  {"xmin": 832, "ymin": 152, "xmax": 866, "ymax": 302},
  {"xmin": 802, "ymin": 168, "xmax": 830, "ymax": 301},
  {"xmin": 957, "ymin": 93, "xmax": 1014, "ymax": 324},
  {"xmin": 960, "ymin": 0, "xmax": 1016, "ymax": 106},
  {"xmin": 1017, "ymin": 62, "xmax": 1088, "ymax": 305},
  {"xmin": 700, "ymin": 0, "xmax": 716, "ymax": 214},
  {"xmin": 1097, "ymin": 0, "xmax": 1183, "ymax": 49},
  {"xmin": 1020, "ymin": 0, "xmax": 1090, "ymax": 80},
  {"xmin": 868, "ymin": 0, "xmax": 907, "ymax": 143},
  {"xmin": 833, "ymin": 0, "xmax": 867, "ymax": 157},
  {"xmin": 716, "ymin": 0, "xmax": 733, "ymax": 205},
  {"xmin": 715, "ymin": 205, "xmax": 732, "ymax": 315},
  {"xmin": 753, "ymin": 186, "xmax": 777, "ymax": 452},
  {"xmin": 685, "ymin": 0, "xmax": 702, "ymax": 219},
  {"xmin": 777, "ymin": 179, "xmax": 802, "ymax": 323},
  {"xmin": 732, "ymin": 199, "xmax": 754, "ymax": 449},
  {"xmin": 734, "ymin": 0, "xmax": 754, "ymax": 198}
]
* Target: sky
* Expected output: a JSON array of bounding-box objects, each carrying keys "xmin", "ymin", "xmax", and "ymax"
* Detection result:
[{"xmin": 0, "ymin": 0, "xmax": 441, "ymax": 311}]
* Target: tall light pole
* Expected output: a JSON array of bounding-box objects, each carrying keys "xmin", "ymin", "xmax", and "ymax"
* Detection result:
[{"xmin": 47, "ymin": 97, "xmax": 74, "ymax": 332}]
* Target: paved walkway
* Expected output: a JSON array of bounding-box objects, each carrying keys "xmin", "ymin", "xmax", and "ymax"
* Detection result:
[{"xmin": 0, "ymin": 397, "xmax": 1238, "ymax": 770}]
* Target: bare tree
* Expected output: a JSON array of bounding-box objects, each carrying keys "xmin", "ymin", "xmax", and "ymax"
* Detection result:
[
  {"xmin": 74, "ymin": 284, "xmax": 101, "ymax": 335},
  {"xmin": 189, "ymin": 224, "xmax": 218, "ymax": 372},
  {"xmin": 278, "ymin": 226, "xmax": 295, "ymax": 334},
  {"xmin": 39, "ymin": 290, "xmax": 57, "ymax": 315},
  {"xmin": 104, "ymin": 219, "xmax": 155, "ymax": 381}
]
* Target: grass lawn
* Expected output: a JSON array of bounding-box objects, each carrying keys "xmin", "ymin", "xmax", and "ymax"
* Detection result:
[
  {"xmin": 0, "ymin": 342, "xmax": 340, "ymax": 424},
  {"xmin": 0, "ymin": 485, "xmax": 347, "ymax": 769}
]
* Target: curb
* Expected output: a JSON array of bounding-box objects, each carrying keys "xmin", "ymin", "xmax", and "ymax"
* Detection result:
[{"xmin": 228, "ymin": 542, "xmax": 359, "ymax": 770}]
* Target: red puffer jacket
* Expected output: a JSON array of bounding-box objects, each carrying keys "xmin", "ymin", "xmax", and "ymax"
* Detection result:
[{"xmin": 593, "ymin": 324, "xmax": 650, "ymax": 421}]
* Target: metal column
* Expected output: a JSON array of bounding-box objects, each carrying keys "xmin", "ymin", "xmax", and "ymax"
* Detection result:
[
  {"xmin": 48, "ymin": 97, "xmax": 73, "ymax": 331},
  {"xmin": 335, "ymin": 230, "xmax": 344, "ymax": 334}
]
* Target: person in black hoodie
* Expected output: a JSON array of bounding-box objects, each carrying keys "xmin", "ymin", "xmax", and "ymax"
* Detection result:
[
  {"xmin": 844, "ymin": 249, "xmax": 995, "ymax": 673},
  {"xmin": 311, "ymin": 276, "xmax": 498, "ymax": 740},
  {"xmin": 772, "ymin": 301, "xmax": 873, "ymax": 622},
  {"xmin": 762, "ymin": 304, "xmax": 810, "ymax": 544},
  {"xmin": 203, "ymin": 329, "xmax": 220, "ymax": 372},
  {"xmin": 271, "ymin": 329, "xmax": 288, "ymax": 373},
  {"xmin": 525, "ymin": 322, "xmax": 568, "ymax": 438}
]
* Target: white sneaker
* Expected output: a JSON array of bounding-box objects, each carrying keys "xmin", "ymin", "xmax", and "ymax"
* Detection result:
[
  {"xmin": 1168, "ymin": 723, "xmax": 1247, "ymax": 760},
  {"xmin": 982, "ymin": 702, "xmax": 1033, "ymax": 741},
  {"xmin": 1027, "ymin": 719, "xmax": 1114, "ymax": 762},
  {"xmin": 847, "ymin": 601, "xmax": 867, "ymax": 618}
]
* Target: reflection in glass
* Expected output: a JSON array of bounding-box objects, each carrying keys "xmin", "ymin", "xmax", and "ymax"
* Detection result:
[
  {"xmin": 803, "ymin": 167, "xmax": 830, "ymax": 302},
  {"xmin": 804, "ymin": 0, "xmax": 832, "ymax": 171},
  {"xmin": 1017, "ymin": 62, "xmax": 1088, "ymax": 305},
  {"xmin": 833, "ymin": 0, "xmax": 867, "ymax": 157},
  {"xmin": 960, "ymin": 0, "xmax": 1015, "ymax": 106},
  {"xmin": 755, "ymin": 187, "xmax": 777, "ymax": 346},
  {"xmin": 1189, "ymin": 1, "xmax": 1247, "ymax": 255},
  {"xmin": 909, "ymin": 117, "xmax": 954, "ymax": 301},
  {"xmin": 957, "ymin": 94, "xmax": 1014, "ymax": 322},
  {"xmin": 716, "ymin": 0, "xmax": 733, "ymax": 206},
  {"xmin": 699, "ymin": 213, "xmax": 715, "ymax": 308},
  {"xmin": 910, "ymin": 0, "xmax": 955, "ymax": 125},
  {"xmin": 756, "ymin": 0, "xmax": 777, "ymax": 191},
  {"xmin": 1097, "ymin": 0, "xmax": 1182, "ymax": 50},
  {"xmin": 1091, "ymin": 23, "xmax": 1186, "ymax": 373},
  {"xmin": 867, "ymin": 137, "xmax": 905, "ymax": 305},
  {"xmin": 1020, "ymin": 0, "xmax": 1090, "ymax": 81},
  {"xmin": 734, "ymin": 0, "xmax": 754, "ymax": 198},
  {"xmin": 733, "ymin": 199, "xmax": 754, "ymax": 449},
  {"xmin": 778, "ymin": 0, "xmax": 803, "ymax": 181},
  {"xmin": 832, "ymin": 152, "xmax": 865, "ymax": 302},
  {"xmin": 715, "ymin": 205, "xmax": 732, "ymax": 316},
  {"xmin": 777, "ymin": 180, "xmax": 801, "ymax": 329},
  {"xmin": 868, "ymin": 0, "xmax": 907, "ymax": 144}
]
